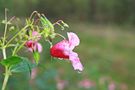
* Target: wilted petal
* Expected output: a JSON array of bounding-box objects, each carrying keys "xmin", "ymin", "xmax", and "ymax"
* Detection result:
[
  {"xmin": 69, "ymin": 52, "xmax": 83, "ymax": 72},
  {"xmin": 67, "ymin": 32, "xmax": 80, "ymax": 48}
]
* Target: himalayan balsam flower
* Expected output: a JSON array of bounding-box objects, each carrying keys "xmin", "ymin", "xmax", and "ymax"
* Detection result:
[
  {"xmin": 56, "ymin": 77, "xmax": 68, "ymax": 90},
  {"xmin": 78, "ymin": 79, "xmax": 95, "ymax": 89},
  {"xmin": 32, "ymin": 31, "xmax": 41, "ymax": 41},
  {"xmin": 25, "ymin": 31, "xmax": 42, "ymax": 53},
  {"xmin": 108, "ymin": 82, "xmax": 116, "ymax": 90},
  {"xmin": 50, "ymin": 32, "xmax": 83, "ymax": 72},
  {"xmin": 31, "ymin": 68, "xmax": 38, "ymax": 80}
]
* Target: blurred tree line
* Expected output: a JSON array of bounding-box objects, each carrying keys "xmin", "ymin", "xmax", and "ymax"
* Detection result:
[{"xmin": 0, "ymin": 0, "xmax": 135, "ymax": 24}]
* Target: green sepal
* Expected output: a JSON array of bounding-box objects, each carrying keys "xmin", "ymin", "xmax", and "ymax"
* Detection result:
[
  {"xmin": 33, "ymin": 51, "xmax": 40, "ymax": 64},
  {"xmin": 40, "ymin": 16, "xmax": 54, "ymax": 31}
]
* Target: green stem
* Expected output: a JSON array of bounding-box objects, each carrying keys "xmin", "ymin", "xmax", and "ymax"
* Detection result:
[
  {"xmin": 3, "ymin": 8, "xmax": 8, "ymax": 47},
  {"xmin": 1, "ymin": 9, "xmax": 10, "ymax": 89},
  {"xmin": 5, "ymin": 25, "xmax": 29, "ymax": 47},
  {"xmin": 2, "ymin": 48, "xmax": 6, "ymax": 59},
  {"xmin": 2, "ymin": 67, "xmax": 10, "ymax": 90},
  {"xmin": 13, "ymin": 41, "xmax": 26, "ymax": 55},
  {"xmin": 2, "ymin": 9, "xmax": 8, "ymax": 59},
  {"xmin": 3, "ymin": 23, "xmax": 8, "ymax": 45},
  {"xmin": 56, "ymin": 33, "xmax": 66, "ymax": 39},
  {"xmin": 1, "ymin": 48, "xmax": 10, "ymax": 90}
]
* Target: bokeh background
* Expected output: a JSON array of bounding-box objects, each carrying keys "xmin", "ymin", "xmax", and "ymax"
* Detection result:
[{"xmin": 0, "ymin": 0, "xmax": 135, "ymax": 90}]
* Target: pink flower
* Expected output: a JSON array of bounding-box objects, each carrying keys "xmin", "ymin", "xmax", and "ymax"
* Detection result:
[
  {"xmin": 25, "ymin": 40, "xmax": 42, "ymax": 53},
  {"xmin": 56, "ymin": 77, "xmax": 68, "ymax": 90},
  {"xmin": 78, "ymin": 79, "xmax": 95, "ymax": 89},
  {"xmin": 25, "ymin": 31, "xmax": 42, "ymax": 53},
  {"xmin": 50, "ymin": 32, "xmax": 83, "ymax": 72},
  {"xmin": 31, "ymin": 68, "xmax": 38, "ymax": 80},
  {"xmin": 32, "ymin": 31, "xmax": 41, "ymax": 41},
  {"xmin": 108, "ymin": 82, "xmax": 116, "ymax": 90}
]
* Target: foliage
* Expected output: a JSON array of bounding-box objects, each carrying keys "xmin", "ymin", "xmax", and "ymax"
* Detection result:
[{"xmin": 0, "ymin": 9, "xmax": 71, "ymax": 90}]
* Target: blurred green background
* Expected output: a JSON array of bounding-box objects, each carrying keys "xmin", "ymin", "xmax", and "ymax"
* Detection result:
[{"xmin": 0, "ymin": 0, "xmax": 135, "ymax": 90}]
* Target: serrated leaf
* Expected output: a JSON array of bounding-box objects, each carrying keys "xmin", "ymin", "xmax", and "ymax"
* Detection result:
[
  {"xmin": 33, "ymin": 52, "xmax": 40, "ymax": 64},
  {"xmin": 0, "ymin": 56, "xmax": 22, "ymax": 67},
  {"xmin": 11, "ymin": 57, "xmax": 36, "ymax": 73}
]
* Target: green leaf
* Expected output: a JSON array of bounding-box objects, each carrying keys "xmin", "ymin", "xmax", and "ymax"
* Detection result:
[
  {"xmin": 11, "ymin": 57, "xmax": 36, "ymax": 73},
  {"xmin": 0, "ymin": 56, "xmax": 22, "ymax": 67},
  {"xmin": 33, "ymin": 52, "xmax": 40, "ymax": 64}
]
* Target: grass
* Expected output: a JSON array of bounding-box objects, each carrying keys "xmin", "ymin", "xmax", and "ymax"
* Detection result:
[{"xmin": 70, "ymin": 23, "xmax": 135, "ymax": 90}]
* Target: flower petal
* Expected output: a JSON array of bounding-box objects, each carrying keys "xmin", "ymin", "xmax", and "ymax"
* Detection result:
[
  {"xmin": 25, "ymin": 40, "xmax": 42, "ymax": 53},
  {"xmin": 69, "ymin": 52, "xmax": 84, "ymax": 72},
  {"xmin": 25, "ymin": 40, "xmax": 36, "ymax": 52},
  {"xmin": 67, "ymin": 32, "xmax": 80, "ymax": 48},
  {"xmin": 32, "ymin": 31, "xmax": 41, "ymax": 41},
  {"xmin": 36, "ymin": 43, "xmax": 42, "ymax": 53},
  {"xmin": 50, "ymin": 40, "xmax": 70, "ymax": 59}
]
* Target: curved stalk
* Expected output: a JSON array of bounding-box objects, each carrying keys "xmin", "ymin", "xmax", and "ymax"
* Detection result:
[{"xmin": 5, "ymin": 25, "xmax": 29, "ymax": 47}]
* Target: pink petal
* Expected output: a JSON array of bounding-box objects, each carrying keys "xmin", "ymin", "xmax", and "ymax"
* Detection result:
[
  {"xmin": 53, "ymin": 40, "xmax": 71, "ymax": 56},
  {"xmin": 25, "ymin": 40, "xmax": 36, "ymax": 52},
  {"xmin": 28, "ymin": 48, "xmax": 33, "ymax": 52},
  {"xmin": 32, "ymin": 31, "xmax": 41, "ymax": 41},
  {"xmin": 67, "ymin": 32, "xmax": 80, "ymax": 49},
  {"xmin": 25, "ymin": 41, "xmax": 42, "ymax": 53},
  {"xmin": 53, "ymin": 40, "xmax": 69, "ymax": 49},
  {"xmin": 78, "ymin": 79, "xmax": 95, "ymax": 89},
  {"xmin": 32, "ymin": 31, "xmax": 38, "ymax": 35},
  {"xmin": 108, "ymin": 82, "xmax": 116, "ymax": 90},
  {"xmin": 69, "ymin": 52, "xmax": 84, "ymax": 72},
  {"xmin": 50, "ymin": 40, "xmax": 70, "ymax": 59},
  {"xmin": 31, "ymin": 68, "xmax": 38, "ymax": 80},
  {"xmin": 36, "ymin": 43, "xmax": 42, "ymax": 53}
]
